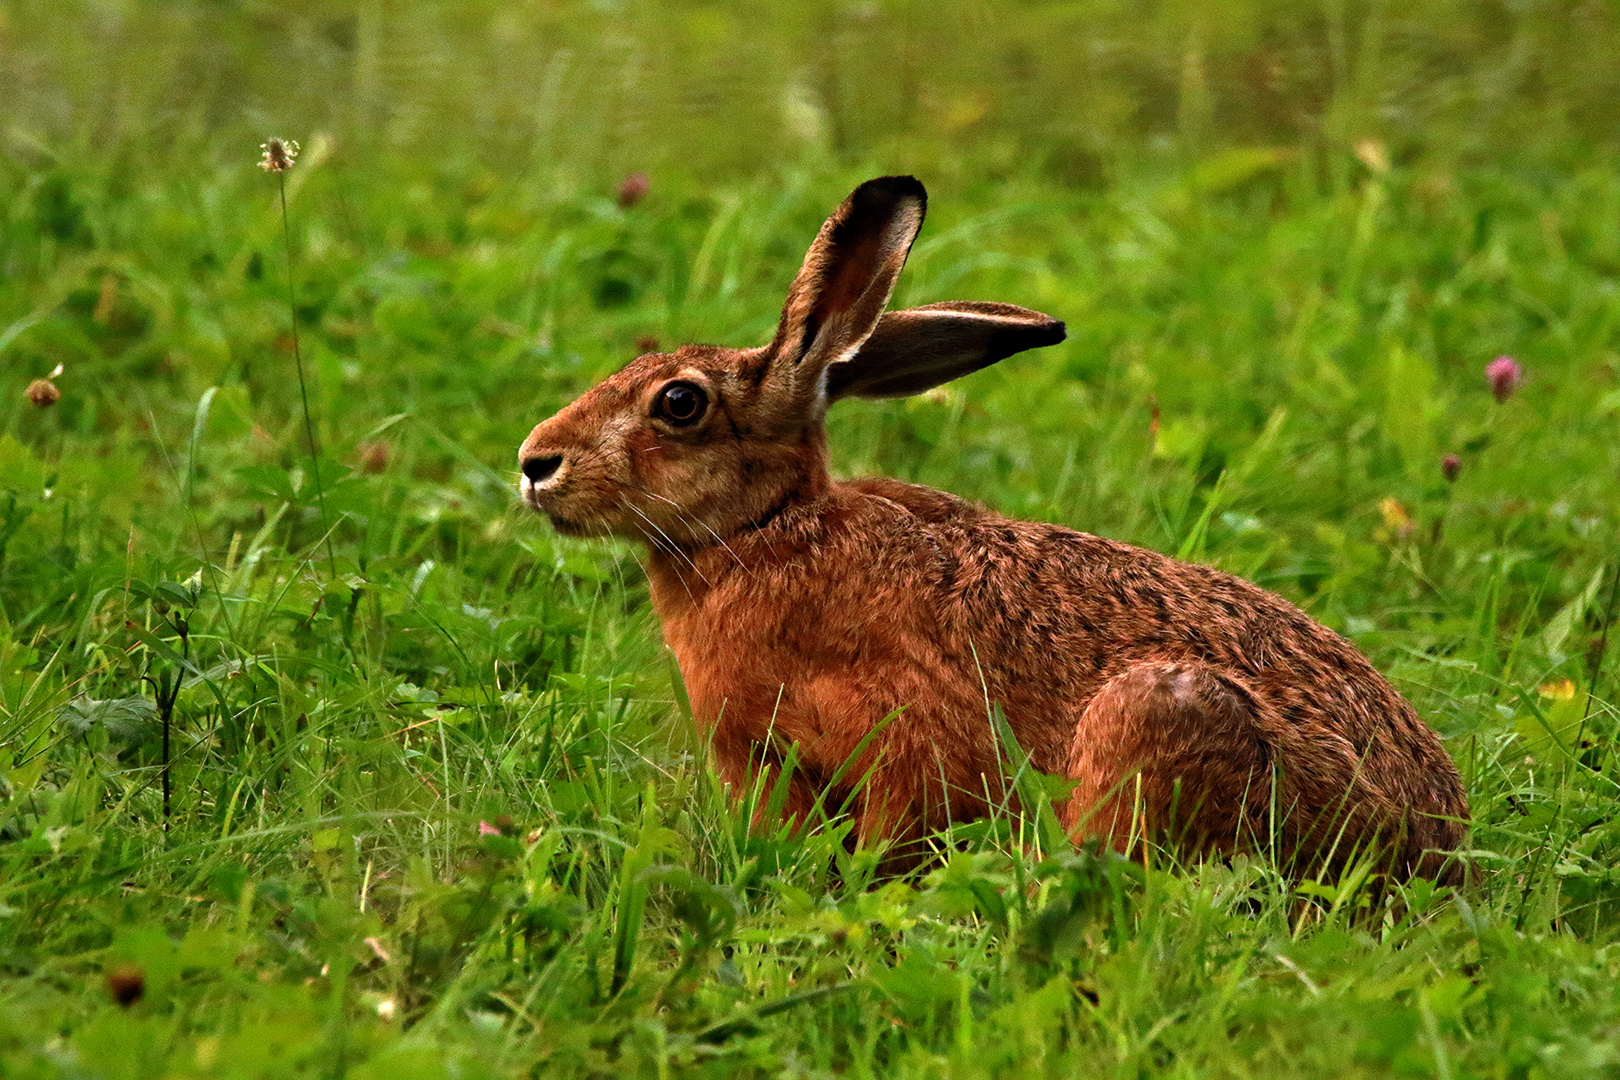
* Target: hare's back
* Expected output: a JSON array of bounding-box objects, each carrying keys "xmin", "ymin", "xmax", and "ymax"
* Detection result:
[{"xmin": 839, "ymin": 477, "xmax": 1463, "ymax": 818}]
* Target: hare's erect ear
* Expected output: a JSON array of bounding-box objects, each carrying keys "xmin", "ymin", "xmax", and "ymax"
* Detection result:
[
  {"xmin": 826, "ymin": 301, "xmax": 1066, "ymax": 400},
  {"xmin": 759, "ymin": 176, "xmax": 927, "ymax": 407}
]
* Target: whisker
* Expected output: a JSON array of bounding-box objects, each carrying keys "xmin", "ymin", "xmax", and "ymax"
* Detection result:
[
  {"xmin": 580, "ymin": 511, "xmax": 670, "ymax": 611},
  {"xmin": 625, "ymin": 503, "xmax": 712, "ymax": 587},
  {"xmin": 626, "ymin": 543, "xmax": 694, "ymax": 608},
  {"xmin": 622, "ymin": 521, "xmax": 698, "ymax": 606},
  {"xmin": 676, "ymin": 509, "xmax": 754, "ymax": 579},
  {"xmin": 616, "ymin": 487, "xmax": 697, "ymax": 560},
  {"xmin": 626, "ymin": 483, "xmax": 754, "ymax": 580}
]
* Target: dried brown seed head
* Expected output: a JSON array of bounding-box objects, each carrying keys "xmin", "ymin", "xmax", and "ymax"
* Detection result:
[
  {"xmin": 106, "ymin": 965, "xmax": 145, "ymax": 1007},
  {"xmin": 26, "ymin": 379, "xmax": 60, "ymax": 408},
  {"xmin": 617, "ymin": 172, "xmax": 650, "ymax": 208},
  {"xmin": 356, "ymin": 439, "xmax": 392, "ymax": 474}
]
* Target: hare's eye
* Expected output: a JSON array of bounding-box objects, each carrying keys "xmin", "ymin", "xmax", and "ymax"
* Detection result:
[{"xmin": 655, "ymin": 381, "xmax": 708, "ymax": 427}]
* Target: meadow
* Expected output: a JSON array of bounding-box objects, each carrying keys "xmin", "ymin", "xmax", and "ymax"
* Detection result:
[{"xmin": 3, "ymin": 2, "xmax": 1620, "ymax": 1076}]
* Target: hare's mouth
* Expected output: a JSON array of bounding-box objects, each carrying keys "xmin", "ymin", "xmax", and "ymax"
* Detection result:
[
  {"xmin": 547, "ymin": 513, "xmax": 595, "ymax": 537},
  {"xmin": 519, "ymin": 474, "xmax": 615, "ymax": 538},
  {"xmin": 536, "ymin": 504, "xmax": 613, "ymax": 538}
]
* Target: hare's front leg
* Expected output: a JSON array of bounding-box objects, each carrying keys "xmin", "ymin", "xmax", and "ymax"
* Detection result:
[{"xmin": 1061, "ymin": 661, "xmax": 1276, "ymax": 856}]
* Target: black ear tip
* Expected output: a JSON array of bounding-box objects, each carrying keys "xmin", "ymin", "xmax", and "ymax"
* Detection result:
[
  {"xmin": 852, "ymin": 175, "xmax": 927, "ymax": 214},
  {"xmin": 1016, "ymin": 316, "xmax": 1065, "ymax": 350},
  {"xmin": 870, "ymin": 174, "xmax": 926, "ymax": 197}
]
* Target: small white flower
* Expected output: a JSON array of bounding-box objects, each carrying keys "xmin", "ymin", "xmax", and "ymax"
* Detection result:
[{"xmin": 259, "ymin": 137, "xmax": 299, "ymax": 173}]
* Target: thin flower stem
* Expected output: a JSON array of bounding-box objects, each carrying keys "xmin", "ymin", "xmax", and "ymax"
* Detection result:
[
  {"xmin": 1579, "ymin": 562, "xmax": 1619, "ymax": 728},
  {"xmin": 278, "ymin": 173, "xmax": 337, "ymax": 579}
]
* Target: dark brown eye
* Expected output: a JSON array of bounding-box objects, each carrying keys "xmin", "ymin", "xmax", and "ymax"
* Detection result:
[{"xmin": 656, "ymin": 381, "xmax": 708, "ymax": 426}]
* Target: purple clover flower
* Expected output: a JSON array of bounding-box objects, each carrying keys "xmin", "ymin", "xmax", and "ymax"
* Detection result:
[{"xmin": 1486, "ymin": 356, "xmax": 1522, "ymax": 402}]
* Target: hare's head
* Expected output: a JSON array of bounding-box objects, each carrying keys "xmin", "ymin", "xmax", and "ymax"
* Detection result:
[{"xmin": 518, "ymin": 176, "xmax": 1065, "ymax": 548}]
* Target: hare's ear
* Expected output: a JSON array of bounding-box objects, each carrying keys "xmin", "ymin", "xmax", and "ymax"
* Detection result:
[
  {"xmin": 758, "ymin": 176, "xmax": 926, "ymax": 410},
  {"xmin": 825, "ymin": 301, "xmax": 1066, "ymax": 400}
]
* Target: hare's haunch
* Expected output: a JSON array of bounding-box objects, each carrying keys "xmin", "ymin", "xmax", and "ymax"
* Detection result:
[{"xmin": 519, "ymin": 176, "xmax": 1467, "ymax": 881}]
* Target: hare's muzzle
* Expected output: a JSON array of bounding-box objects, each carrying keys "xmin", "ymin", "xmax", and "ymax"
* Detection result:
[
  {"xmin": 521, "ymin": 453, "xmax": 564, "ymax": 486},
  {"xmin": 518, "ymin": 451, "xmax": 567, "ymax": 509}
]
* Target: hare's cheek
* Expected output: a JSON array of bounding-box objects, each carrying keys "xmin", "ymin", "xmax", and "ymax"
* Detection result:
[
  {"xmin": 660, "ymin": 443, "xmax": 730, "ymax": 493},
  {"xmin": 622, "ymin": 427, "xmax": 664, "ymax": 480},
  {"xmin": 631, "ymin": 439, "xmax": 711, "ymax": 504}
]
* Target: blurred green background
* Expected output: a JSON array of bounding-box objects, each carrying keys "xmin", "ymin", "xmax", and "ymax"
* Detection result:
[
  {"xmin": 11, "ymin": 0, "xmax": 1620, "ymax": 181},
  {"xmin": 4, "ymin": 3, "xmax": 1620, "ymax": 1077}
]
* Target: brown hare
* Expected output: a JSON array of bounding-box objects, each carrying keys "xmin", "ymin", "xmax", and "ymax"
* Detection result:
[{"xmin": 518, "ymin": 176, "xmax": 1468, "ymax": 882}]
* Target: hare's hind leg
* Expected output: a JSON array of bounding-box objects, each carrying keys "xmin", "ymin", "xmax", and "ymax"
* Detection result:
[{"xmin": 1061, "ymin": 661, "xmax": 1275, "ymax": 857}]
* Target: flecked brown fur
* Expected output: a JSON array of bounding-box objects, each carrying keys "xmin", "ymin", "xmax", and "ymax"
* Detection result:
[{"xmin": 518, "ymin": 176, "xmax": 1469, "ymax": 882}]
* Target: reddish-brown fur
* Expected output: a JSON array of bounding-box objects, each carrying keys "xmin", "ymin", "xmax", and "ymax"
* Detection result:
[{"xmin": 519, "ymin": 176, "xmax": 1469, "ymax": 881}]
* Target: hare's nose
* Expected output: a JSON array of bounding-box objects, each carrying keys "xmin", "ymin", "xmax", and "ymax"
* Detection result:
[{"xmin": 521, "ymin": 454, "xmax": 564, "ymax": 486}]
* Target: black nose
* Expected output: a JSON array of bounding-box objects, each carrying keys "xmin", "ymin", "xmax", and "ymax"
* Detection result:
[{"xmin": 522, "ymin": 454, "xmax": 563, "ymax": 485}]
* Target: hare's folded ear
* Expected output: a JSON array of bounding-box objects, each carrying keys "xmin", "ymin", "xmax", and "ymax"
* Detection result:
[
  {"xmin": 826, "ymin": 301, "xmax": 1066, "ymax": 400},
  {"xmin": 756, "ymin": 176, "xmax": 927, "ymax": 412}
]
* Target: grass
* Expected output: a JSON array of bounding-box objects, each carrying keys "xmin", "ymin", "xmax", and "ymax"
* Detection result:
[{"xmin": 4, "ymin": 5, "xmax": 1620, "ymax": 1077}]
